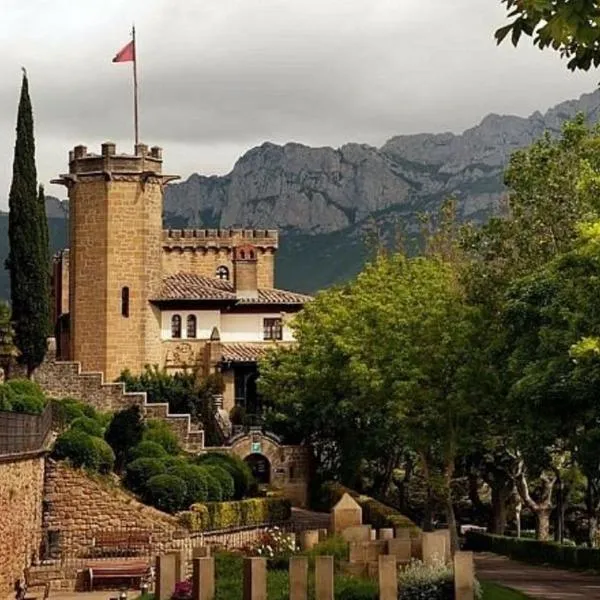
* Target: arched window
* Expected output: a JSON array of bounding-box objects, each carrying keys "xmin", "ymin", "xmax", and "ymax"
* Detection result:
[
  {"xmin": 121, "ymin": 287, "xmax": 130, "ymax": 318},
  {"xmin": 171, "ymin": 314, "xmax": 182, "ymax": 338},
  {"xmin": 216, "ymin": 265, "xmax": 230, "ymax": 281},
  {"xmin": 187, "ymin": 315, "xmax": 197, "ymax": 339}
]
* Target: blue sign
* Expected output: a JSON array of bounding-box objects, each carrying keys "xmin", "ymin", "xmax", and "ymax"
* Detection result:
[{"xmin": 251, "ymin": 442, "xmax": 261, "ymax": 453}]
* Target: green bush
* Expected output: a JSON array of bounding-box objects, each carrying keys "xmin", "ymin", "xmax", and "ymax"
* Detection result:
[
  {"xmin": 144, "ymin": 474, "xmax": 188, "ymax": 513},
  {"xmin": 0, "ymin": 385, "xmax": 13, "ymax": 411},
  {"xmin": 305, "ymin": 535, "xmax": 349, "ymax": 567},
  {"xmin": 465, "ymin": 531, "xmax": 600, "ymax": 570},
  {"xmin": 105, "ymin": 405, "xmax": 145, "ymax": 471},
  {"xmin": 53, "ymin": 429, "xmax": 103, "ymax": 471},
  {"xmin": 203, "ymin": 472, "xmax": 223, "ymax": 502},
  {"xmin": 180, "ymin": 497, "xmax": 292, "ymax": 532},
  {"xmin": 317, "ymin": 482, "xmax": 420, "ymax": 536},
  {"xmin": 71, "ymin": 416, "xmax": 104, "ymax": 437},
  {"xmin": 125, "ymin": 458, "xmax": 167, "ymax": 494},
  {"xmin": 195, "ymin": 452, "xmax": 254, "ymax": 499},
  {"xmin": 143, "ymin": 419, "xmax": 180, "ymax": 455},
  {"xmin": 0, "ymin": 379, "xmax": 46, "ymax": 414},
  {"xmin": 128, "ymin": 440, "xmax": 168, "ymax": 461},
  {"xmin": 166, "ymin": 462, "xmax": 209, "ymax": 506},
  {"xmin": 397, "ymin": 559, "xmax": 483, "ymax": 600},
  {"xmin": 204, "ymin": 465, "xmax": 235, "ymax": 500},
  {"xmin": 52, "ymin": 397, "xmax": 86, "ymax": 426},
  {"xmin": 91, "ymin": 436, "xmax": 116, "ymax": 474}
]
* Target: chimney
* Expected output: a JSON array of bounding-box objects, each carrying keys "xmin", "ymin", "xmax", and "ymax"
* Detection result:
[{"xmin": 233, "ymin": 244, "xmax": 258, "ymax": 299}]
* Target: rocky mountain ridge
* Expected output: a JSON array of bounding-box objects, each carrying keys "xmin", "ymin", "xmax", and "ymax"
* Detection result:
[{"xmin": 162, "ymin": 88, "xmax": 600, "ymax": 237}]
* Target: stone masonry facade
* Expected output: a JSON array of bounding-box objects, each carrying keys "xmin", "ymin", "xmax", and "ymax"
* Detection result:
[{"xmin": 0, "ymin": 455, "xmax": 45, "ymax": 599}]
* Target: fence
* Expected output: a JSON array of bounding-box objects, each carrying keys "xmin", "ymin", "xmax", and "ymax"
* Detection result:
[
  {"xmin": 0, "ymin": 402, "xmax": 52, "ymax": 456},
  {"xmin": 43, "ymin": 518, "xmax": 324, "ymax": 567}
]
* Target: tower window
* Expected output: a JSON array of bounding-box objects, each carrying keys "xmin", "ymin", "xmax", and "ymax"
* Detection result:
[
  {"xmin": 263, "ymin": 318, "xmax": 282, "ymax": 341},
  {"xmin": 216, "ymin": 266, "xmax": 230, "ymax": 281},
  {"xmin": 187, "ymin": 315, "xmax": 197, "ymax": 339},
  {"xmin": 121, "ymin": 287, "xmax": 130, "ymax": 318},
  {"xmin": 171, "ymin": 314, "xmax": 182, "ymax": 338}
]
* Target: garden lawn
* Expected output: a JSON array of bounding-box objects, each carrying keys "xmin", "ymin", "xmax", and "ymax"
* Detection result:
[{"xmin": 481, "ymin": 581, "xmax": 533, "ymax": 600}]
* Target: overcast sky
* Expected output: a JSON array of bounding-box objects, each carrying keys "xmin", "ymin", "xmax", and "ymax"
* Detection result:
[{"xmin": 1, "ymin": 0, "xmax": 599, "ymax": 204}]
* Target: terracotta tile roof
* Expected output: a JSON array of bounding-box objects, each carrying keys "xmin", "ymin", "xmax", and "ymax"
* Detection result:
[
  {"xmin": 221, "ymin": 342, "xmax": 283, "ymax": 363},
  {"xmin": 153, "ymin": 272, "xmax": 312, "ymax": 305}
]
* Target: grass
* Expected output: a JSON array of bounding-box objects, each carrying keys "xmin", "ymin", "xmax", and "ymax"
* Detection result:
[{"xmin": 481, "ymin": 581, "xmax": 533, "ymax": 600}]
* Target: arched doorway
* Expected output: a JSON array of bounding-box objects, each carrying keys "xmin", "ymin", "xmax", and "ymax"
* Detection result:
[{"xmin": 244, "ymin": 453, "xmax": 271, "ymax": 484}]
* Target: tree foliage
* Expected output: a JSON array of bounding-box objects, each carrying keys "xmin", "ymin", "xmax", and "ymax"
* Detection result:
[
  {"xmin": 7, "ymin": 72, "xmax": 50, "ymax": 373},
  {"xmin": 496, "ymin": 0, "xmax": 600, "ymax": 71}
]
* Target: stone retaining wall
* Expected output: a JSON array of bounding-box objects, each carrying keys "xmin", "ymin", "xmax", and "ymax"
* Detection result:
[{"xmin": 0, "ymin": 454, "xmax": 45, "ymax": 599}]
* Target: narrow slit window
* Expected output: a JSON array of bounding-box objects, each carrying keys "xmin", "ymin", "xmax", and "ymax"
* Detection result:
[
  {"xmin": 121, "ymin": 287, "xmax": 130, "ymax": 318},
  {"xmin": 187, "ymin": 315, "xmax": 197, "ymax": 339},
  {"xmin": 171, "ymin": 314, "xmax": 182, "ymax": 338}
]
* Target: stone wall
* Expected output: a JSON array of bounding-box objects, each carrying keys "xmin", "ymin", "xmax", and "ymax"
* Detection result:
[
  {"xmin": 43, "ymin": 460, "xmax": 188, "ymax": 561},
  {"xmin": 0, "ymin": 454, "xmax": 45, "ymax": 599},
  {"xmin": 32, "ymin": 340, "xmax": 204, "ymax": 453}
]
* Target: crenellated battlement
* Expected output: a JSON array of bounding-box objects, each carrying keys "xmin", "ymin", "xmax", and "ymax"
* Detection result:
[
  {"xmin": 162, "ymin": 229, "xmax": 279, "ymax": 249},
  {"xmin": 67, "ymin": 142, "xmax": 163, "ymax": 175}
]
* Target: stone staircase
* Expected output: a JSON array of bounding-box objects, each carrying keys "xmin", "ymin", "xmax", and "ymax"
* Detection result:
[{"xmin": 32, "ymin": 339, "xmax": 204, "ymax": 453}]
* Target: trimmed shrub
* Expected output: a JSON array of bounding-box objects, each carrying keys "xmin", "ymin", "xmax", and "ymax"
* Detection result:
[
  {"xmin": 52, "ymin": 398, "xmax": 86, "ymax": 427},
  {"xmin": 53, "ymin": 429, "xmax": 102, "ymax": 471},
  {"xmin": 305, "ymin": 535, "xmax": 349, "ymax": 567},
  {"xmin": 465, "ymin": 531, "xmax": 600, "ymax": 571},
  {"xmin": 317, "ymin": 482, "xmax": 420, "ymax": 536},
  {"xmin": 125, "ymin": 458, "xmax": 167, "ymax": 494},
  {"xmin": 105, "ymin": 405, "xmax": 145, "ymax": 471},
  {"xmin": 195, "ymin": 452, "xmax": 254, "ymax": 499},
  {"xmin": 144, "ymin": 474, "xmax": 188, "ymax": 513},
  {"xmin": 128, "ymin": 440, "xmax": 168, "ymax": 462},
  {"xmin": 1, "ymin": 379, "xmax": 46, "ymax": 414},
  {"xmin": 91, "ymin": 436, "xmax": 116, "ymax": 474},
  {"xmin": 71, "ymin": 416, "xmax": 104, "ymax": 438},
  {"xmin": 166, "ymin": 462, "xmax": 209, "ymax": 506},
  {"xmin": 203, "ymin": 465, "xmax": 235, "ymax": 500},
  {"xmin": 143, "ymin": 419, "xmax": 180, "ymax": 455},
  {"xmin": 203, "ymin": 472, "xmax": 223, "ymax": 502},
  {"xmin": 180, "ymin": 497, "xmax": 292, "ymax": 532}
]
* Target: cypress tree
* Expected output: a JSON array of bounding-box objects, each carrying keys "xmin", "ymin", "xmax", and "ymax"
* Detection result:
[{"xmin": 7, "ymin": 71, "xmax": 50, "ymax": 374}]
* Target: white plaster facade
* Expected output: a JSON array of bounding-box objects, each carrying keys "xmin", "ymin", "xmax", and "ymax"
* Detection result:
[{"xmin": 160, "ymin": 310, "xmax": 295, "ymax": 342}]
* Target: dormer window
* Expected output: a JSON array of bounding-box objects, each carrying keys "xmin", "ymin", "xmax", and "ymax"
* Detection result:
[
  {"xmin": 216, "ymin": 265, "xmax": 230, "ymax": 281},
  {"xmin": 171, "ymin": 314, "xmax": 182, "ymax": 339}
]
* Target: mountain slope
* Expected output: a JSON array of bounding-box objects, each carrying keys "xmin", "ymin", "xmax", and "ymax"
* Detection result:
[{"xmin": 2, "ymin": 88, "xmax": 600, "ymax": 300}]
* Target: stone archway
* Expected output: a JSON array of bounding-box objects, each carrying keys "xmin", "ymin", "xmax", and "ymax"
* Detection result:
[{"xmin": 244, "ymin": 453, "xmax": 271, "ymax": 484}]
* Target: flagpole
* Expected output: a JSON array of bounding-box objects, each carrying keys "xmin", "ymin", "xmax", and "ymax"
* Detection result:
[{"xmin": 132, "ymin": 24, "xmax": 139, "ymax": 147}]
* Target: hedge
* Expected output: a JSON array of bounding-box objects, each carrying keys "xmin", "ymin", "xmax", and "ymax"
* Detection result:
[
  {"xmin": 195, "ymin": 452, "xmax": 255, "ymax": 499},
  {"xmin": 465, "ymin": 531, "xmax": 600, "ymax": 571},
  {"xmin": 316, "ymin": 482, "xmax": 420, "ymax": 535},
  {"xmin": 179, "ymin": 497, "xmax": 292, "ymax": 532}
]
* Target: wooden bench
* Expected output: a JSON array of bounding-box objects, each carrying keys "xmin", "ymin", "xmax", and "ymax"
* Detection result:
[
  {"xmin": 14, "ymin": 573, "xmax": 49, "ymax": 600},
  {"xmin": 87, "ymin": 561, "xmax": 150, "ymax": 591},
  {"xmin": 91, "ymin": 531, "xmax": 152, "ymax": 557}
]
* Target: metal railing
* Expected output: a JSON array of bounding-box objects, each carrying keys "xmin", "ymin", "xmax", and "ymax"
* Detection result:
[{"xmin": 0, "ymin": 402, "xmax": 52, "ymax": 456}]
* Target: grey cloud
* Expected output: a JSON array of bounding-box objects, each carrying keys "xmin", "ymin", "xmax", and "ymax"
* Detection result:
[{"xmin": 0, "ymin": 0, "xmax": 599, "ymax": 203}]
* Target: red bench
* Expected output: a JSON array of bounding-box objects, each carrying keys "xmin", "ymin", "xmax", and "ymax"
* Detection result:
[{"xmin": 87, "ymin": 561, "xmax": 150, "ymax": 591}]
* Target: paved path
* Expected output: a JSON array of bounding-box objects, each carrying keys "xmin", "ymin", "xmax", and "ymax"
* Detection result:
[{"xmin": 476, "ymin": 553, "xmax": 600, "ymax": 599}]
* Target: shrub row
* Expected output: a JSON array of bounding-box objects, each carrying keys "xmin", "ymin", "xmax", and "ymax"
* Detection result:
[
  {"xmin": 316, "ymin": 482, "xmax": 420, "ymax": 536},
  {"xmin": 0, "ymin": 379, "xmax": 47, "ymax": 414},
  {"xmin": 179, "ymin": 497, "xmax": 292, "ymax": 532},
  {"xmin": 465, "ymin": 531, "xmax": 600, "ymax": 571}
]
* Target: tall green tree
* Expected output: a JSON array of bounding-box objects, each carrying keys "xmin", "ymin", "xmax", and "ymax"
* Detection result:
[
  {"xmin": 6, "ymin": 72, "xmax": 50, "ymax": 374},
  {"xmin": 260, "ymin": 251, "xmax": 485, "ymax": 550},
  {"xmin": 496, "ymin": 0, "xmax": 600, "ymax": 71}
]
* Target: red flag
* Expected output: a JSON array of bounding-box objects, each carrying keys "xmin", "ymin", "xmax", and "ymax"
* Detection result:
[{"xmin": 112, "ymin": 40, "xmax": 135, "ymax": 63}]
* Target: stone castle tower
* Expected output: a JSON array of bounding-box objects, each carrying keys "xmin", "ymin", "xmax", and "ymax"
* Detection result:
[{"xmin": 53, "ymin": 142, "xmax": 179, "ymax": 381}]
